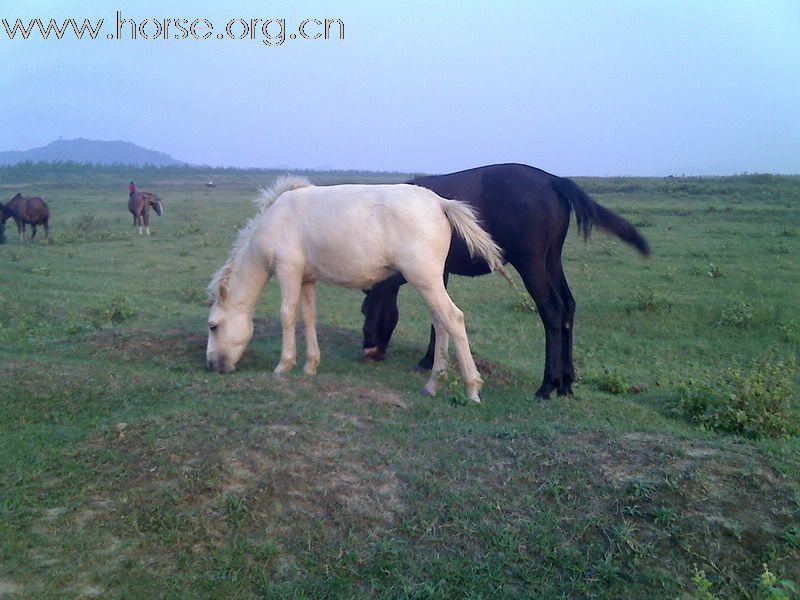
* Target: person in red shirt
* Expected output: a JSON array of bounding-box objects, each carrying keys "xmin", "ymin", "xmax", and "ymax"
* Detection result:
[{"xmin": 129, "ymin": 181, "xmax": 136, "ymax": 199}]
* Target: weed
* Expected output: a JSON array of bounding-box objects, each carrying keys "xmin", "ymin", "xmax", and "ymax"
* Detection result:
[
  {"xmin": 783, "ymin": 525, "xmax": 800, "ymax": 548},
  {"xmin": 633, "ymin": 216, "xmax": 656, "ymax": 228},
  {"xmin": 633, "ymin": 288, "xmax": 673, "ymax": 313},
  {"xmin": 707, "ymin": 263, "xmax": 724, "ymax": 278},
  {"xmin": 629, "ymin": 479, "xmax": 657, "ymax": 500},
  {"xmin": 756, "ymin": 564, "xmax": 798, "ymax": 600},
  {"xmin": 651, "ymin": 506, "xmax": 678, "ymax": 531},
  {"xmin": 692, "ymin": 567, "xmax": 720, "ymax": 600},
  {"xmin": 779, "ymin": 319, "xmax": 799, "ymax": 342},
  {"xmin": 768, "ymin": 243, "xmax": 791, "ymax": 256},
  {"xmin": 181, "ymin": 286, "xmax": 208, "ymax": 305},
  {"xmin": 223, "ymin": 494, "xmax": 248, "ymax": 527},
  {"xmin": 87, "ymin": 295, "xmax": 138, "ymax": 327},
  {"xmin": 437, "ymin": 355, "xmax": 473, "ymax": 405},
  {"xmin": 718, "ymin": 296, "xmax": 755, "ymax": 328},
  {"xmin": 175, "ymin": 220, "xmax": 202, "ymax": 239},
  {"xmin": 511, "ymin": 293, "xmax": 537, "ymax": 313},
  {"xmin": 29, "ymin": 264, "xmax": 52, "ymax": 276},
  {"xmin": 610, "ymin": 520, "xmax": 640, "ymax": 556},
  {"xmin": 677, "ymin": 351, "xmax": 797, "ymax": 439}
]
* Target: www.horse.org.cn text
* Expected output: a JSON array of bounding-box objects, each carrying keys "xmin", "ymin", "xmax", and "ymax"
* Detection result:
[{"xmin": 1, "ymin": 12, "xmax": 345, "ymax": 46}]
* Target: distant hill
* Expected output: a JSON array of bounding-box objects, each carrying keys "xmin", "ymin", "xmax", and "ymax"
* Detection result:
[{"xmin": 0, "ymin": 138, "xmax": 185, "ymax": 166}]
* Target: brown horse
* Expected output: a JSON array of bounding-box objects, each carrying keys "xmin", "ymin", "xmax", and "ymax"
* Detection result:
[
  {"xmin": 128, "ymin": 191, "xmax": 164, "ymax": 236},
  {"xmin": 1, "ymin": 193, "xmax": 50, "ymax": 242}
]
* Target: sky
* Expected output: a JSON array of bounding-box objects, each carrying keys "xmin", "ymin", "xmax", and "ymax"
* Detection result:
[{"xmin": 1, "ymin": 1, "xmax": 799, "ymax": 175}]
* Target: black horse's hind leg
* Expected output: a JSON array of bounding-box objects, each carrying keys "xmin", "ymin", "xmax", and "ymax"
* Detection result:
[
  {"xmin": 416, "ymin": 271, "xmax": 450, "ymax": 370},
  {"xmin": 361, "ymin": 274, "xmax": 404, "ymax": 361},
  {"xmin": 43, "ymin": 220, "xmax": 49, "ymax": 240},
  {"xmin": 554, "ymin": 264, "xmax": 576, "ymax": 396},
  {"xmin": 30, "ymin": 224, "xmax": 37, "ymax": 240},
  {"xmin": 516, "ymin": 258, "xmax": 566, "ymax": 400}
]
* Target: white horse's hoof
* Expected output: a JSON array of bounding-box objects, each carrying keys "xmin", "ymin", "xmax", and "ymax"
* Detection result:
[{"xmin": 273, "ymin": 363, "xmax": 294, "ymax": 375}]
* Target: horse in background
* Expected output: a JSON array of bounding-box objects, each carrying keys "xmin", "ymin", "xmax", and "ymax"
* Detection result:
[
  {"xmin": 360, "ymin": 163, "xmax": 650, "ymax": 400},
  {"xmin": 1, "ymin": 193, "xmax": 50, "ymax": 242},
  {"xmin": 128, "ymin": 191, "xmax": 164, "ymax": 235},
  {"xmin": 207, "ymin": 176, "xmax": 505, "ymax": 403}
]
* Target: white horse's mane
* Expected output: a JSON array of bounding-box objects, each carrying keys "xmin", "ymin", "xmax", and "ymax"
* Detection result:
[{"xmin": 208, "ymin": 175, "xmax": 313, "ymax": 304}]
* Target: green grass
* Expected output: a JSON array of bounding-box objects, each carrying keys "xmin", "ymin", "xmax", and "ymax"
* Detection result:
[{"xmin": 1, "ymin": 169, "xmax": 799, "ymax": 598}]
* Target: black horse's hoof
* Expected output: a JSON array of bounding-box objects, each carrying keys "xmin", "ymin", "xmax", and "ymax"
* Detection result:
[{"xmin": 362, "ymin": 347, "xmax": 386, "ymax": 363}]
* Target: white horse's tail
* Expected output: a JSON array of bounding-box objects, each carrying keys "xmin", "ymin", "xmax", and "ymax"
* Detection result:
[{"xmin": 439, "ymin": 198, "xmax": 507, "ymax": 276}]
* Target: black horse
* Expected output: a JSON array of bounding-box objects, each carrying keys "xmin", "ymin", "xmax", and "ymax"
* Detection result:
[{"xmin": 360, "ymin": 163, "xmax": 650, "ymax": 399}]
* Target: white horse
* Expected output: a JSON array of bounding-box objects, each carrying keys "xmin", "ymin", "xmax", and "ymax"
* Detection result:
[{"xmin": 206, "ymin": 176, "xmax": 504, "ymax": 402}]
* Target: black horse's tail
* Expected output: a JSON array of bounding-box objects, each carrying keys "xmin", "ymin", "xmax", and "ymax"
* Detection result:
[{"xmin": 555, "ymin": 177, "xmax": 650, "ymax": 256}]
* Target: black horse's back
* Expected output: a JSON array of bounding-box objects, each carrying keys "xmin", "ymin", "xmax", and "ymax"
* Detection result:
[{"xmin": 411, "ymin": 163, "xmax": 572, "ymax": 274}]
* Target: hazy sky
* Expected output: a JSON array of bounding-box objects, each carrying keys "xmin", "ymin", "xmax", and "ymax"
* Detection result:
[{"xmin": 2, "ymin": 1, "xmax": 799, "ymax": 175}]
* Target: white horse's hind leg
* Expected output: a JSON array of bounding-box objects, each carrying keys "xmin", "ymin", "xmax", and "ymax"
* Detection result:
[
  {"xmin": 420, "ymin": 315, "xmax": 448, "ymax": 396},
  {"xmin": 413, "ymin": 280, "xmax": 482, "ymax": 402},
  {"xmin": 300, "ymin": 282, "xmax": 320, "ymax": 374},
  {"xmin": 274, "ymin": 270, "xmax": 302, "ymax": 375}
]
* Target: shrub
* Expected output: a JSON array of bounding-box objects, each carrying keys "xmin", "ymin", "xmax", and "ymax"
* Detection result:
[
  {"xmin": 61, "ymin": 213, "xmax": 117, "ymax": 243},
  {"xmin": 677, "ymin": 351, "xmax": 797, "ymax": 439},
  {"xmin": 596, "ymin": 367, "xmax": 630, "ymax": 394}
]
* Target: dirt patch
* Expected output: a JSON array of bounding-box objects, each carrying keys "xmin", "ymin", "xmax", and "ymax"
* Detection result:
[
  {"xmin": 87, "ymin": 396, "xmax": 406, "ymax": 537},
  {"xmin": 473, "ymin": 356, "xmax": 519, "ymax": 387},
  {"xmin": 545, "ymin": 429, "xmax": 799, "ymax": 578},
  {"xmin": 0, "ymin": 579, "xmax": 23, "ymax": 596},
  {"xmin": 86, "ymin": 327, "xmax": 206, "ymax": 364}
]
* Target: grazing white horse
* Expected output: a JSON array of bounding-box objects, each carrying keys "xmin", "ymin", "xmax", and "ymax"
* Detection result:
[{"xmin": 206, "ymin": 176, "xmax": 504, "ymax": 402}]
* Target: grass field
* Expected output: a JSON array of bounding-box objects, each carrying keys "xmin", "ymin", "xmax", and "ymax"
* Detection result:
[{"xmin": 1, "ymin": 167, "xmax": 799, "ymax": 598}]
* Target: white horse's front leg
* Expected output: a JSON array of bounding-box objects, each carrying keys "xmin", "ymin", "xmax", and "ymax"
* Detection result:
[
  {"xmin": 274, "ymin": 273, "xmax": 301, "ymax": 375},
  {"xmin": 299, "ymin": 282, "xmax": 320, "ymax": 374}
]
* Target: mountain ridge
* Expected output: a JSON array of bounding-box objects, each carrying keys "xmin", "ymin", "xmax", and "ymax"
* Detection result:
[{"xmin": 0, "ymin": 138, "xmax": 185, "ymax": 166}]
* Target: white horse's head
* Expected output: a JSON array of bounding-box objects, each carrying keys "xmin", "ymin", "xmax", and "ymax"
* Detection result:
[
  {"xmin": 206, "ymin": 259, "xmax": 255, "ymax": 373},
  {"xmin": 206, "ymin": 298, "xmax": 254, "ymax": 373}
]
